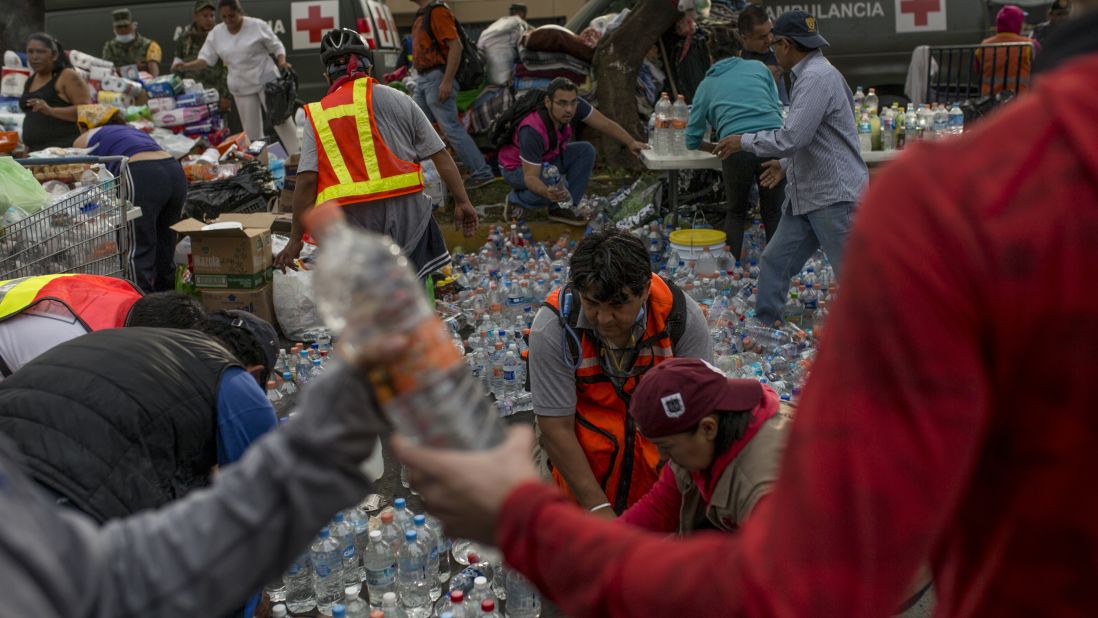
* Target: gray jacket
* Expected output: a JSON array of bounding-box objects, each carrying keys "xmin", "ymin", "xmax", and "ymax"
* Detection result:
[{"xmin": 0, "ymin": 362, "xmax": 383, "ymax": 618}]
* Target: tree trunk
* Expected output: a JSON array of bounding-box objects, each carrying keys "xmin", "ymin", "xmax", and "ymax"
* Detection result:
[
  {"xmin": 591, "ymin": 0, "xmax": 680, "ymax": 170},
  {"xmin": 1, "ymin": 0, "xmax": 44, "ymax": 57}
]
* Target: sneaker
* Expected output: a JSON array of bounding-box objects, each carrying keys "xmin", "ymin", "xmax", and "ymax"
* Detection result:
[
  {"xmin": 503, "ymin": 200, "xmax": 525, "ymax": 222},
  {"xmin": 464, "ymin": 174, "xmax": 496, "ymax": 191},
  {"xmin": 547, "ymin": 207, "xmax": 588, "ymax": 226}
]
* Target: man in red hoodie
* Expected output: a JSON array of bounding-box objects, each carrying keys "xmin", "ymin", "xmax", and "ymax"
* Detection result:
[
  {"xmin": 397, "ymin": 44, "xmax": 1098, "ymax": 617},
  {"xmin": 618, "ymin": 358, "xmax": 789, "ymax": 534}
]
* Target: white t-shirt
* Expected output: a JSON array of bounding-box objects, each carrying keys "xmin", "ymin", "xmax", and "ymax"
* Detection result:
[
  {"xmin": 0, "ymin": 301, "xmax": 89, "ymax": 381},
  {"xmin": 198, "ymin": 16, "xmax": 284, "ymax": 96}
]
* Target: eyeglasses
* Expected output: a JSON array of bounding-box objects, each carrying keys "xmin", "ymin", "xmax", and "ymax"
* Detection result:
[{"xmin": 552, "ymin": 99, "xmax": 579, "ymax": 109}]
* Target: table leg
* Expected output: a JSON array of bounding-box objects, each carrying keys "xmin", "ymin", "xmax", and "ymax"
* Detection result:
[{"xmin": 668, "ymin": 170, "xmax": 679, "ymax": 230}]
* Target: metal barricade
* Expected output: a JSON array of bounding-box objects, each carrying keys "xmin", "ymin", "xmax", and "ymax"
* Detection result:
[
  {"xmin": 925, "ymin": 42, "xmax": 1035, "ymax": 104},
  {"xmin": 0, "ymin": 156, "xmax": 142, "ymax": 281}
]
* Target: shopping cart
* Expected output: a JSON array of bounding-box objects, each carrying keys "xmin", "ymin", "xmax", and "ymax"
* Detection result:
[{"xmin": 0, "ymin": 156, "xmax": 142, "ymax": 281}]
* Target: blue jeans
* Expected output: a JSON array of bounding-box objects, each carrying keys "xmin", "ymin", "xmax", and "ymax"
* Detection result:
[
  {"xmin": 501, "ymin": 141, "xmax": 596, "ymax": 209},
  {"xmin": 413, "ymin": 70, "xmax": 491, "ymax": 179},
  {"xmin": 755, "ymin": 201, "xmax": 856, "ymax": 324}
]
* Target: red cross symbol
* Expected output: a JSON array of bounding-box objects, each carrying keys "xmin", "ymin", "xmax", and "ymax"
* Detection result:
[
  {"xmin": 296, "ymin": 5, "xmax": 335, "ymax": 44},
  {"xmin": 900, "ymin": 0, "xmax": 940, "ymax": 26}
]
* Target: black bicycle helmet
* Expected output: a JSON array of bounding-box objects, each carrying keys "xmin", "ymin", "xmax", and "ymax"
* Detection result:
[{"xmin": 320, "ymin": 28, "xmax": 372, "ymax": 67}]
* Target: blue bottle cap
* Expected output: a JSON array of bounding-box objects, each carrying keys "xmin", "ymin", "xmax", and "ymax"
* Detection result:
[
  {"xmin": 334, "ymin": 512, "xmax": 344, "ymax": 523},
  {"xmin": 413, "ymin": 514, "xmax": 426, "ymax": 525},
  {"xmin": 405, "ymin": 529, "xmax": 417, "ymax": 541},
  {"xmin": 394, "ymin": 498, "xmax": 406, "ymax": 509},
  {"xmin": 283, "ymin": 372, "xmax": 292, "ymax": 379},
  {"xmin": 319, "ymin": 527, "xmax": 330, "ymax": 538},
  {"xmin": 332, "ymin": 604, "xmax": 346, "ymax": 618}
]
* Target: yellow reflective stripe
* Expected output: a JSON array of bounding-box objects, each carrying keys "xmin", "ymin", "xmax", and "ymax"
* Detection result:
[
  {"xmin": 353, "ymin": 79, "xmax": 384, "ymax": 182},
  {"xmin": 0, "ymin": 274, "xmax": 74, "ymax": 319},
  {"xmin": 307, "ymin": 100, "xmax": 356, "ymax": 186},
  {"xmin": 315, "ymin": 170, "xmax": 425, "ymax": 204}
]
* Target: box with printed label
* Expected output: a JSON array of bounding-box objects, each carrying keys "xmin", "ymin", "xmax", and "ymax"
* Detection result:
[
  {"xmin": 172, "ymin": 214, "xmax": 275, "ymax": 276},
  {"xmin": 193, "ymin": 267, "xmax": 273, "ymax": 290},
  {"xmin": 200, "ymin": 284, "xmax": 275, "ymax": 324}
]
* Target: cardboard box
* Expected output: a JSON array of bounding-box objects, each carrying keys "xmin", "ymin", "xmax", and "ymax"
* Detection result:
[
  {"xmin": 194, "ymin": 267, "xmax": 273, "ymax": 290},
  {"xmin": 200, "ymin": 284, "xmax": 275, "ymax": 324},
  {"xmin": 171, "ymin": 213, "xmax": 276, "ymax": 276}
]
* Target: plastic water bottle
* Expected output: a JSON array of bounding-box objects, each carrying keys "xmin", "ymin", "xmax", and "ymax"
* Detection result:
[
  {"xmin": 381, "ymin": 591, "xmax": 409, "ymax": 618},
  {"xmin": 858, "ymin": 112, "xmax": 873, "ymax": 153},
  {"xmin": 540, "ymin": 163, "xmax": 573, "ymax": 210},
  {"xmin": 332, "ymin": 512, "xmax": 363, "ymax": 596},
  {"xmin": 880, "ymin": 111, "xmax": 895, "ymax": 152},
  {"xmin": 313, "ymin": 528, "xmax": 346, "ymax": 615},
  {"xmin": 279, "ymin": 371, "xmax": 298, "ymax": 396},
  {"xmin": 412, "ymin": 515, "xmax": 442, "ymax": 601},
  {"xmin": 285, "ymin": 553, "xmax": 316, "ymax": 614},
  {"xmin": 296, "ymin": 349, "xmax": 313, "ymax": 386},
  {"xmin": 379, "ymin": 511, "xmax": 404, "ymax": 554},
  {"xmin": 397, "ymin": 529, "xmax": 432, "ymax": 617},
  {"xmin": 654, "ymin": 92, "xmax": 672, "ymax": 155},
  {"xmin": 932, "ymin": 105, "xmax": 949, "ymax": 137},
  {"xmin": 464, "ymin": 576, "xmax": 494, "ymax": 614},
  {"xmin": 441, "ymin": 591, "xmax": 467, "ymax": 618},
  {"xmin": 310, "ymin": 209, "xmax": 504, "ymax": 451},
  {"xmin": 948, "ymin": 103, "xmax": 965, "ymax": 135},
  {"xmin": 363, "ymin": 529, "xmax": 399, "ymax": 610},
  {"xmin": 424, "ymin": 515, "xmax": 451, "ymax": 583},
  {"xmin": 670, "ymin": 94, "xmax": 689, "ymax": 156},
  {"xmin": 393, "ymin": 498, "xmax": 415, "ymax": 533},
  {"xmin": 333, "ymin": 604, "xmax": 347, "ymax": 618},
  {"xmin": 503, "ymin": 566, "xmax": 541, "ymax": 618},
  {"xmin": 272, "ymin": 603, "xmax": 288, "ymax": 618},
  {"xmin": 345, "ymin": 585, "xmax": 370, "ymax": 618},
  {"xmin": 501, "ymin": 350, "xmax": 519, "ymax": 399},
  {"xmin": 863, "ymin": 87, "xmax": 879, "ymax": 116},
  {"xmin": 852, "ymin": 85, "xmax": 865, "ymax": 112}
]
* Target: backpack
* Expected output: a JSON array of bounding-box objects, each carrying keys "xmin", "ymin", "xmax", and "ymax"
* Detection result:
[
  {"xmin": 488, "ymin": 88, "xmax": 551, "ymax": 151},
  {"xmin": 424, "ymin": 2, "xmax": 485, "ymax": 91}
]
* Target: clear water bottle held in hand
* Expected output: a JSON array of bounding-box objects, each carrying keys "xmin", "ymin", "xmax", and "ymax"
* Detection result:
[
  {"xmin": 284, "ymin": 553, "xmax": 316, "ymax": 614},
  {"xmin": 310, "ymin": 207, "xmax": 504, "ymax": 450},
  {"xmin": 540, "ymin": 163, "xmax": 573, "ymax": 210},
  {"xmin": 397, "ymin": 530, "xmax": 432, "ymax": 617},
  {"xmin": 364, "ymin": 529, "xmax": 399, "ymax": 610},
  {"xmin": 312, "ymin": 528, "xmax": 346, "ymax": 616}
]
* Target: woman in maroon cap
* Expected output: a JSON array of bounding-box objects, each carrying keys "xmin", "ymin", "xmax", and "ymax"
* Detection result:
[{"xmin": 616, "ymin": 358, "xmax": 789, "ymax": 533}]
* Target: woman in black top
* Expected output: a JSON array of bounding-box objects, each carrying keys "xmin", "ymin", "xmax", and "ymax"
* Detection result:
[{"xmin": 19, "ymin": 33, "xmax": 91, "ymax": 151}]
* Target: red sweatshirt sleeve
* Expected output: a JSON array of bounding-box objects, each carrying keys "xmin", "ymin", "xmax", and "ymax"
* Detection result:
[
  {"xmin": 498, "ymin": 142, "xmax": 994, "ymax": 617},
  {"xmin": 618, "ymin": 465, "xmax": 681, "ymax": 533}
]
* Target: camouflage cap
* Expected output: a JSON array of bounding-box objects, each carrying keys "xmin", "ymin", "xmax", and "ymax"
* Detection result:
[
  {"xmin": 112, "ymin": 8, "xmax": 133, "ymax": 26},
  {"xmin": 194, "ymin": 0, "xmax": 217, "ymax": 12}
]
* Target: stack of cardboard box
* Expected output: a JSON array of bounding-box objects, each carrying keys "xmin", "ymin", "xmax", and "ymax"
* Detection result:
[{"xmin": 172, "ymin": 214, "xmax": 277, "ymax": 324}]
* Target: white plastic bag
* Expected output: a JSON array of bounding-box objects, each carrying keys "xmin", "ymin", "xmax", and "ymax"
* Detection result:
[{"xmin": 273, "ymin": 265, "xmax": 325, "ymax": 341}]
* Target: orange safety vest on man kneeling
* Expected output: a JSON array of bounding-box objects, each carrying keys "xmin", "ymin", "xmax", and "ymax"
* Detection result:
[
  {"xmin": 543, "ymin": 274, "xmax": 679, "ymax": 514},
  {"xmin": 304, "ymin": 77, "xmax": 424, "ymax": 207}
]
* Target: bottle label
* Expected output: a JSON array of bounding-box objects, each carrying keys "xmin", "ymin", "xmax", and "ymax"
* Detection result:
[
  {"xmin": 314, "ymin": 558, "xmax": 335, "ymax": 578},
  {"xmin": 371, "ymin": 318, "xmax": 463, "ymax": 405},
  {"xmin": 343, "ymin": 544, "xmax": 356, "ymax": 560},
  {"xmin": 366, "ymin": 564, "xmax": 397, "ymax": 587},
  {"xmin": 503, "ymin": 370, "xmax": 515, "ymax": 381}
]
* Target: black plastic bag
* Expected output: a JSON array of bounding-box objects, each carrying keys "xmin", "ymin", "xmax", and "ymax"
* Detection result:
[
  {"xmin": 264, "ymin": 67, "xmax": 298, "ymax": 125},
  {"xmin": 183, "ymin": 160, "xmax": 278, "ymax": 221}
]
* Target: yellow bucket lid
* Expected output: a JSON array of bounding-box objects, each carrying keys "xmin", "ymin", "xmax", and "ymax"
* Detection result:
[{"xmin": 669, "ymin": 228, "xmax": 727, "ymax": 247}]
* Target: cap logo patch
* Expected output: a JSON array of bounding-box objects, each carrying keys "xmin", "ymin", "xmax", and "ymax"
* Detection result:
[
  {"xmin": 805, "ymin": 16, "xmax": 817, "ymax": 32},
  {"xmin": 661, "ymin": 393, "xmax": 686, "ymax": 418}
]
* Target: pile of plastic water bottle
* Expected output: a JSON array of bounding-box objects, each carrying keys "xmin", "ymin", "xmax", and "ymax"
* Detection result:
[
  {"xmin": 267, "ymin": 496, "xmax": 540, "ymax": 617},
  {"xmin": 443, "ymin": 216, "xmax": 836, "ymax": 409},
  {"xmin": 265, "ymin": 329, "xmax": 334, "ymax": 416}
]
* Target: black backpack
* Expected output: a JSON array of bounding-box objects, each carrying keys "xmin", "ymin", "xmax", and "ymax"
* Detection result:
[
  {"xmin": 424, "ymin": 2, "xmax": 485, "ymax": 91},
  {"xmin": 488, "ymin": 88, "xmax": 551, "ymax": 151}
]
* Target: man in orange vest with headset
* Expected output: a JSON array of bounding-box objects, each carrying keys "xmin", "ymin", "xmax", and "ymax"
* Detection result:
[
  {"xmin": 0, "ymin": 274, "xmax": 205, "ymax": 379},
  {"xmin": 528, "ymin": 229, "xmax": 714, "ymax": 516},
  {"xmin": 274, "ymin": 28, "xmax": 479, "ymax": 280}
]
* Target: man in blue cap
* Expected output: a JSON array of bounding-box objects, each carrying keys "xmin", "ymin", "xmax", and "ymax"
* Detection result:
[{"xmin": 712, "ymin": 10, "xmax": 868, "ymax": 327}]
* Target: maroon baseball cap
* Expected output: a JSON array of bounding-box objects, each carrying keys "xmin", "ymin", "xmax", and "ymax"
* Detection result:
[{"xmin": 630, "ymin": 358, "xmax": 764, "ymax": 438}]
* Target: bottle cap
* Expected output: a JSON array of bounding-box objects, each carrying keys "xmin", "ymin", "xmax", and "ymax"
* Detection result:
[
  {"xmin": 481, "ymin": 599, "xmax": 496, "ymax": 612},
  {"xmin": 332, "ymin": 604, "xmax": 346, "ymax": 618},
  {"xmin": 383, "ymin": 592, "xmax": 398, "ymax": 602},
  {"xmin": 345, "ymin": 586, "xmax": 359, "ymax": 599},
  {"xmin": 451, "ymin": 590, "xmax": 465, "ymax": 602},
  {"xmin": 370, "ymin": 612, "xmax": 385, "ymax": 618},
  {"xmin": 319, "ymin": 527, "xmax": 330, "ymax": 537},
  {"xmin": 405, "ymin": 529, "xmax": 417, "ymax": 541},
  {"xmin": 394, "ymin": 498, "xmax": 406, "ymax": 509},
  {"xmin": 413, "ymin": 514, "xmax": 426, "ymax": 525},
  {"xmin": 380, "ymin": 511, "xmax": 393, "ymax": 523},
  {"xmin": 266, "ymin": 380, "xmax": 277, "ymax": 389}
]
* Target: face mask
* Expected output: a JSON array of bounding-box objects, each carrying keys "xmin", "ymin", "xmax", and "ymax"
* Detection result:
[{"xmin": 115, "ymin": 33, "xmax": 135, "ymax": 43}]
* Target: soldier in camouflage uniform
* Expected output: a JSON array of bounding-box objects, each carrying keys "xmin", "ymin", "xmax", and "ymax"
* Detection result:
[
  {"xmin": 101, "ymin": 8, "xmax": 162, "ymax": 77},
  {"xmin": 174, "ymin": 0, "xmax": 229, "ymax": 102}
]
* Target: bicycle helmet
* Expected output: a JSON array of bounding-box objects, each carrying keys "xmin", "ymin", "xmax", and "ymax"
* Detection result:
[{"xmin": 320, "ymin": 28, "xmax": 372, "ymax": 66}]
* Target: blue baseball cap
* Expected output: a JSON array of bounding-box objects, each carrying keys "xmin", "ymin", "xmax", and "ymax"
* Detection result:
[{"xmin": 772, "ymin": 10, "xmax": 829, "ymax": 49}]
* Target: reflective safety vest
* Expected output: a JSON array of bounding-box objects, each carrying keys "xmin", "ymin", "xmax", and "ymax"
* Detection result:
[
  {"xmin": 543, "ymin": 274, "xmax": 684, "ymax": 514},
  {"xmin": 305, "ymin": 77, "xmax": 425, "ymax": 207},
  {"xmin": 0, "ymin": 274, "xmax": 141, "ymax": 330}
]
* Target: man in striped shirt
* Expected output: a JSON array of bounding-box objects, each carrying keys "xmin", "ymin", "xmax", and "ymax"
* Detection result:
[{"xmin": 714, "ymin": 10, "xmax": 868, "ymax": 325}]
